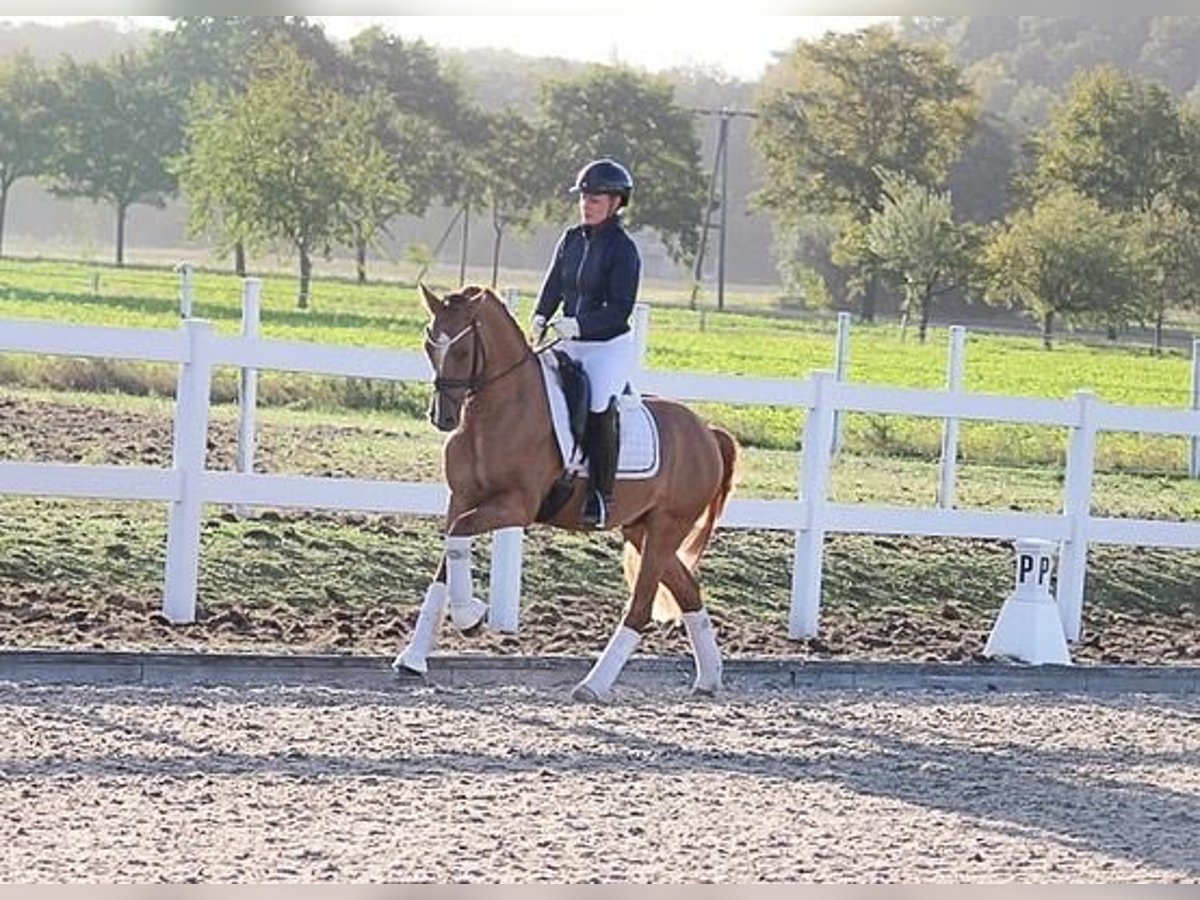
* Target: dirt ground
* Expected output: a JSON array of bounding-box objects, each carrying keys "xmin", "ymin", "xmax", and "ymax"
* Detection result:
[
  {"xmin": 2, "ymin": 576, "xmax": 1198, "ymax": 670},
  {"xmin": 1, "ymin": 681, "xmax": 1197, "ymax": 882}
]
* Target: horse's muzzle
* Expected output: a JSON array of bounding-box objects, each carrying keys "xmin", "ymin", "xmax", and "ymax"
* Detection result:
[{"xmin": 429, "ymin": 395, "xmax": 460, "ymax": 432}]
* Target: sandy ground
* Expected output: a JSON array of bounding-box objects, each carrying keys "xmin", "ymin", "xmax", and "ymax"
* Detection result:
[{"xmin": 0, "ymin": 680, "xmax": 1197, "ymax": 883}]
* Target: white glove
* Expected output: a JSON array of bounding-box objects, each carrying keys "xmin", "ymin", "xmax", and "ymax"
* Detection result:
[
  {"xmin": 531, "ymin": 314, "xmax": 547, "ymax": 341},
  {"xmin": 553, "ymin": 317, "xmax": 580, "ymax": 340}
]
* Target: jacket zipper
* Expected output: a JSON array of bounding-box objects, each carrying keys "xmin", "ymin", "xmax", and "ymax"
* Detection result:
[{"xmin": 574, "ymin": 231, "xmax": 591, "ymax": 306}]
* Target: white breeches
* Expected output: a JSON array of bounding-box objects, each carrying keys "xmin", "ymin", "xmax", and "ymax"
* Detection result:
[{"xmin": 560, "ymin": 330, "xmax": 636, "ymax": 412}]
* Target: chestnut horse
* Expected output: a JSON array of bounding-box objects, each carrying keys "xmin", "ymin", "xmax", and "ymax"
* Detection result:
[{"xmin": 394, "ymin": 284, "xmax": 738, "ymax": 701}]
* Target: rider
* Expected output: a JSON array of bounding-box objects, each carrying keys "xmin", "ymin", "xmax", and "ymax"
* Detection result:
[{"xmin": 532, "ymin": 158, "xmax": 641, "ymax": 529}]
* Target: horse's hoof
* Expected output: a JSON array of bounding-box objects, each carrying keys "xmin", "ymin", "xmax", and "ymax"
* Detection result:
[
  {"xmin": 391, "ymin": 652, "xmax": 428, "ymax": 677},
  {"xmin": 571, "ymin": 682, "xmax": 604, "ymax": 704},
  {"xmin": 448, "ymin": 597, "xmax": 488, "ymax": 632},
  {"xmin": 691, "ymin": 683, "xmax": 721, "ymax": 698}
]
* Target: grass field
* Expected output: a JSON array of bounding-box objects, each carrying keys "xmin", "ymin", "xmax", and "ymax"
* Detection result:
[{"xmin": 0, "ymin": 256, "xmax": 1195, "ymax": 470}]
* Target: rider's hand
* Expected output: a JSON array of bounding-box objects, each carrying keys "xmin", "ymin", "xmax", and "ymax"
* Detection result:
[
  {"xmin": 553, "ymin": 317, "xmax": 580, "ymax": 340},
  {"xmin": 530, "ymin": 314, "xmax": 547, "ymax": 342}
]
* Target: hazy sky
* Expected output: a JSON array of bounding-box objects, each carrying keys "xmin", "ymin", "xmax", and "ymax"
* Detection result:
[{"xmin": 0, "ymin": 15, "xmax": 897, "ymax": 81}]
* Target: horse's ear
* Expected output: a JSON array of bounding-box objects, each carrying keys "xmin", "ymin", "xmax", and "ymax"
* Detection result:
[{"xmin": 418, "ymin": 282, "xmax": 442, "ymax": 316}]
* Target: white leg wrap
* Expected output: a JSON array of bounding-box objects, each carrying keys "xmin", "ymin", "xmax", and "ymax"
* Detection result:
[
  {"xmin": 392, "ymin": 582, "xmax": 448, "ymax": 675},
  {"xmin": 683, "ymin": 609, "xmax": 723, "ymax": 694},
  {"xmin": 572, "ymin": 625, "xmax": 641, "ymax": 702},
  {"xmin": 445, "ymin": 535, "xmax": 487, "ymax": 630}
]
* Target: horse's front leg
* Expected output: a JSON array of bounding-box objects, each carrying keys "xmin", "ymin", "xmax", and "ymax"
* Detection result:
[
  {"xmin": 392, "ymin": 492, "xmax": 531, "ymax": 676},
  {"xmin": 442, "ymin": 492, "xmax": 535, "ymax": 631},
  {"xmin": 392, "ymin": 564, "xmax": 450, "ymax": 676}
]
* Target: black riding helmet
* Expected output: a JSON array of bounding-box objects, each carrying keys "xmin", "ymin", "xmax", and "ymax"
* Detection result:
[{"xmin": 570, "ymin": 158, "xmax": 633, "ymax": 207}]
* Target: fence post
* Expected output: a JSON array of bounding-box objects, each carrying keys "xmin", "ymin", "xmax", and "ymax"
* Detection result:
[
  {"xmin": 177, "ymin": 262, "xmax": 194, "ymax": 318},
  {"xmin": 487, "ymin": 527, "xmax": 523, "ymax": 633},
  {"xmin": 790, "ymin": 370, "xmax": 835, "ymax": 639},
  {"xmin": 501, "ymin": 287, "xmax": 520, "ymax": 316},
  {"xmin": 937, "ymin": 325, "xmax": 966, "ymax": 509},
  {"xmin": 235, "ymin": 278, "xmax": 262, "ymax": 519},
  {"xmin": 632, "ymin": 301, "xmax": 651, "ymax": 372},
  {"xmin": 1191, "ymin": 338, "xmax": 1200, "ymax": 479},
  {"xmin": 1056, "ymin": 390, "xmax": 1097, "ymax": 642},
  {"xmin": 163, "ymin": 318, "xmax": 215, "ymax": 624},
  {"xmin": 831, "ymin": 311, "xmax": 851, "ymax": 455}
]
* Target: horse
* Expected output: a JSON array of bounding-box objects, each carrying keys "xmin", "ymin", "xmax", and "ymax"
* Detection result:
[{"xmin": 393, "ymin": 284, "xmax": 739, "ymax": 701}]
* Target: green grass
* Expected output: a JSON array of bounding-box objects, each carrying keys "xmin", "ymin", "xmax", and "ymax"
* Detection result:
[{"xmin": 0, "ymin": 255, "xmax": 1194, "ymax": 474}]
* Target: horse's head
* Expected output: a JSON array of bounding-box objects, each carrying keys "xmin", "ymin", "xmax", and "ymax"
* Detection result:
[
  {"xmin": 421, "ymin": 283, "xmax": 484, "ymax": 431},
  {"xmin": 421, "ymin": 283, "xmax": 529, "ymax": 432}
]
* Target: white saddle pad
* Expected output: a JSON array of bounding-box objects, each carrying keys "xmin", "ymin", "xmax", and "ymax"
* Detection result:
[{"xmin": 538, "ymin": 353, "xmax": 660, "ymax": 480}]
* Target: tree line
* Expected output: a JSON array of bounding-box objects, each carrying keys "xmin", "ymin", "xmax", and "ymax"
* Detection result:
[
  {"xmin": 0, "ymin": 17, "xmax": 706, "ymax": 308},
  {"xmin": 1, "ymin": 16, "xmax": 1199, "ymax": 348}
]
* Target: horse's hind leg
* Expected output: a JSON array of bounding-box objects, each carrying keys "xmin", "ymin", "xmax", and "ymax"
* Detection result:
[
  {"xmin": 573, "ymin": 516, "xmax": 690, "ymax": 703},
  {"xmin": 660, "ymin": 556, "xmax": 723, "ymax": 695}
]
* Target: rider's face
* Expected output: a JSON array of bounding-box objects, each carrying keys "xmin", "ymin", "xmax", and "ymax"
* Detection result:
[{"xmin": 579, "ymin": 192, "xmax": 620, "ymax": 226}]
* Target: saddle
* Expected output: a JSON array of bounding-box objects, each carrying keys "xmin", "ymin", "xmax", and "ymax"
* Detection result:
[
  {"xmin": 534, "ymin": 350, "xmax": 660, "ymax": 523},
  {"xmin": 551, "ymin": 349, "xmax": 590, "ymax": 456},
  {"xmin": 535, "ymin": 350, "xmax": 587, "ymax": 522}
]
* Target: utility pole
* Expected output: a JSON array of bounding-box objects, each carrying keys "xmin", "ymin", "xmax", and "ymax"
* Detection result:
[{"xmin": 690, "ymin": 107, "xmax": 757, "ymax": 311}]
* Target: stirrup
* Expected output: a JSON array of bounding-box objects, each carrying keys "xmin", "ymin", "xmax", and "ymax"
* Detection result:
[{"xmin": 582, "ymin": 490, "xmax": 608, "ymax": 529}]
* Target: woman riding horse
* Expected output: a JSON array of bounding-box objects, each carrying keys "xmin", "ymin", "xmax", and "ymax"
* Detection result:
[
  {"xmin": 394, "ymin": 162, "xmax": 737, "ymax": 701},
  {"xmin": 532, "ymin": 157, "xmax": 640, "ymax": 531}
]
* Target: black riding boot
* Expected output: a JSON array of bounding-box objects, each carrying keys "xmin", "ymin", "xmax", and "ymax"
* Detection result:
[{"xmin": 582, "ymin": 399, "xmax": 619, "ymax": 529}]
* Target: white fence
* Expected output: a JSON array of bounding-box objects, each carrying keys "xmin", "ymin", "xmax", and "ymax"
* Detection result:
[{"xmin": 2, "ymin": 306, "xmax": 1200, "ymax": 644}]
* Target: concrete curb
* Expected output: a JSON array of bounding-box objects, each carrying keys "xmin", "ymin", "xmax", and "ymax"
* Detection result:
[{"xmin": 0, "ymin": 649, "xmax": 1196, "ymax": 695}]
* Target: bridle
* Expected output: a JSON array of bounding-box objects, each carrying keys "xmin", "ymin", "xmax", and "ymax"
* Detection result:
[{"xmin": 425, "ymin": 316, "xmax": 534, "ymax": 400}]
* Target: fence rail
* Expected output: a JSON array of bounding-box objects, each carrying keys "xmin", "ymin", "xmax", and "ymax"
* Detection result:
[{"xmin": 2, "ymin": 309, "xmax": 1199, "ymax": 645}]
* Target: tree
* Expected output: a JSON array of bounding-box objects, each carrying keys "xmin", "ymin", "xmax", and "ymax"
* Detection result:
[
  {"xmin": 1129, "ymin": 194, "xmax": 1200, "ymax": 353},
  {"xmin": 1138, "ymin": 17, "xmax": 1200, "ymax": 95},
  {"xmin": 982, "ymin": 188, "xmax": 1139, "ymax": 348},
  {"xmin": 46, "ymin": 50, "xmax": 184, "ymax": 265},
  {"xmin": 176, "ymin": 40, "xmax": 392, "ymax": 308},
  {"xmin": 753, "ymin": 25, "xmax": 977, "ymax": 320},
  {"xmin": 336, "ymin": 92, "xmax": 412, "ymax": 286},
  {"xmin": 865, "ymin": 169, "xmax": 975, "ymax": 342},
  {"xmin": 0, "ymin": 50, "xmax": 56, "ymax": 257},
  {"xmin": 343, "ymin": 27, "xmax": 483, "ymax": 281},
  {"xmin": 473, "ymin": 109, "xmax": 556, "ymax": 287},
  {"xmin": 1031, "ymin": 65, "xmax": 1188, "ymax": 214},
  {"xmin": 154, "ymin": 16, "xmax": 343, "ymax": 275},
  {"xmin": 536, "ymin": 65, "xmax": 706, "ymax": 265},
  {"xmin": 1171, "ymin": 99, "xmax": 1200, "ymax": 220},
  {"xmin": 171, "ymin": 84, "xmax": 260, "ymax": 272},
  {"xmin": 155, "ymin": 16, "xmax": 344, "ymax": 94}
]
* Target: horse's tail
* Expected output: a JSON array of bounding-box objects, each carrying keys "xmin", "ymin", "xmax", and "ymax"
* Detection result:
[
  {"xmin": 678, "ymin": 426, "xmax": 738, "ymax": 572},
  {"xmin": 632, "ymin": 425, "xmax": 738, "ymax": 623}
]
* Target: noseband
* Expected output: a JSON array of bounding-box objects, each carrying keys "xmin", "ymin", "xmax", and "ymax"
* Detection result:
[{"xmin": 425, "ymin": 316, "xmax": 532, "ymax": 401}]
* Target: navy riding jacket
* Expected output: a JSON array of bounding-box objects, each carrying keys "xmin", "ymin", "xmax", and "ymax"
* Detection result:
[{"xmin": 534, "ymin": 216, "xmax": 641, "ymax": 341}]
